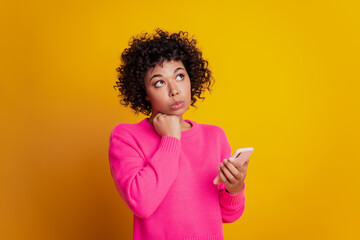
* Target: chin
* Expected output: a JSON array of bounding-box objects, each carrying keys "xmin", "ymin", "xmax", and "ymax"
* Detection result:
[{"xmin": 165, "ymin": 111, "xmax": 184, "ymax": 117}]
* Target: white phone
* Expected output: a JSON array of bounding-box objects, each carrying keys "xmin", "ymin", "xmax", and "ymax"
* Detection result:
[{"xmin": 213, "ymin": 147, "xmax": 254, "ymax": 185}]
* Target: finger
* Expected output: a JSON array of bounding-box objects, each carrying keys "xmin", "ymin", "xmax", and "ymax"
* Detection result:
[
  {"xmin": 161, "ymin": 113, "xmax": 169, "ymax": 119},
  {"xmin": 236, "ymin": 166, "xmax": 247, "ymax": 181},
  {"xmin": 229, "ymin": 158, "xmax": 244, "ymax": 169},
  {"xmin": 223, "ymin": 160, "xmax": 240, "ymax": 180},
  {"xmin": 220, "ymin": 163, "xmax": 237, "ymax": 184},
  {"xmin": 218, "ymin": 167, "xmax": 231, "ymax": 185},
  {"xmin": 154, "ymin": 113, "xmax": 163, "ymax": 121},
  {"xmin": 243, "ymin": 159, "xmax": 249, "ymax": 167},
  {"xmin": 238, "ymin": 164, "xmax": 247, "ymax": 174}
]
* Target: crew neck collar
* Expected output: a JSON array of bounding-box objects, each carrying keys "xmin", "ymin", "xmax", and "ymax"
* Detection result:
[{"xmin": 140, "ymin": 117, "xmax": 198, "ymax": 134}]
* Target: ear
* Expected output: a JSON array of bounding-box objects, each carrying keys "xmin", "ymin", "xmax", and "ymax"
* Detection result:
[{"xmin": 145, "ymin": 95, "xmax": 150, "ymax": 101}]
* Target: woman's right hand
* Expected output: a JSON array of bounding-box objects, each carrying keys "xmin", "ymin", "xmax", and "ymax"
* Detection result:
[{"xmin": 153, "ymin": 113, "xmax": 181, "ymax": 140}]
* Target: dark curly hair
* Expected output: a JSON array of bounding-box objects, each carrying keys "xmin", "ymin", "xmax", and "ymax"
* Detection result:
[{"xmin": 113, "ymin": 28, "xmax": 215, "ymax": 116}]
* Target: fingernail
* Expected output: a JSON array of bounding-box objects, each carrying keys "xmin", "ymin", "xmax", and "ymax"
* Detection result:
[
  {"xmin": 220, "ymin": 163, "xmax": 224, "ymax": 167},
  {"xmin": 224, "ymin": 159, "xmax": 228, "ymax": 163}
]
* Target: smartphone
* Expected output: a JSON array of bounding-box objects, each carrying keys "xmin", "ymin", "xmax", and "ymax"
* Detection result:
[{"xmin": 213, "ymin": 147, "xmax": 254, "ymax": 185}]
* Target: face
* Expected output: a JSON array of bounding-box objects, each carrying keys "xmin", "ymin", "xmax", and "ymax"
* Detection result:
[{"xmin": 144, "ymin": 59, "xmax": 191, "ymax": 117}]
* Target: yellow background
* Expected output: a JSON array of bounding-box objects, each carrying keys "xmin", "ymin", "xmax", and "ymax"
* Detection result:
[{"xmin": 1, "ymin": 0, "xmax": 359, "ymax": 239}]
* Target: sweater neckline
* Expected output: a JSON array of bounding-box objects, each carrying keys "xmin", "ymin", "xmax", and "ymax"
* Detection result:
[{"xmin": 140, "ymin": 117, "xmax": 198, "ymax": 135}]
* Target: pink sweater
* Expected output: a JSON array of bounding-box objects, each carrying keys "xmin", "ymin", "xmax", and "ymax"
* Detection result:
[{"xmin": 108, "ymin": 118, "xmax": 245, "ymax": 240}]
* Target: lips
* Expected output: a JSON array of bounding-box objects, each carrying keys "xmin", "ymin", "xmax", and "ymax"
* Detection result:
[
  {"xmin": 170, "ymin": 100, "xmax": 185, "ymax": 110},
  {"xmin": 171, "ymin": 100, "xmax": 184, "ymax": 106}
]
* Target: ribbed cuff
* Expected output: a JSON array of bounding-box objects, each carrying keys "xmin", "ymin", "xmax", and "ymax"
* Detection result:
[
  {"xmin": 158, "ymin": 136, "xmax": 182, "ymax": 156},
  {"xmin": 221, "ymin": 182, "xmax": 245, "ymax": 206}
]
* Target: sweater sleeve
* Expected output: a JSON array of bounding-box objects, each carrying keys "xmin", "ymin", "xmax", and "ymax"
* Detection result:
[
  {"xmin": 217, "ymin": 127, "xmax": 246, "ymax": 223},
  {"xmin": 108, "ymin": 127, "xmax": 182, "ymax": 219}
]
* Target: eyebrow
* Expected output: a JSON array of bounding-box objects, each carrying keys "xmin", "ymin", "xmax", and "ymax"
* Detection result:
[{"xmin": 149, "ymin": 67, "xmax": 184, "ymax": 82}]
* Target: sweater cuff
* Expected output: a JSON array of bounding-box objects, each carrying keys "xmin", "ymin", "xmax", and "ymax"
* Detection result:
[
  {"xmin": 158, "ymin": 136, "xmax": 182, "ymax": 156},
  {"xmin": 221, "ymin": 182, "xmax": 245, "ymax": 206}
]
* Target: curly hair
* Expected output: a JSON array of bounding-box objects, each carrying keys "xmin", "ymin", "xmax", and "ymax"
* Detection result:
[{"xmin": 113, "ymin": 28, "xmax": 215, "ymax": 116}]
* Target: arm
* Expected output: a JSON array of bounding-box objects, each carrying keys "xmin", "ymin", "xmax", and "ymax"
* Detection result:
[
  {"xmin": 219, "ymin": 181, "xmax": 246, "ymax": 223},
  {"xmin": 108, "ymin": 128, "xmax": 181, "ymax": 218},
  {"xmin": 217, "ymin": 127, "xmax": 246, "ymax": 223}
]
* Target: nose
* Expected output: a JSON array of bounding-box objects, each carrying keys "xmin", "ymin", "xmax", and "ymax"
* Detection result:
[
  {"xmin": 170, "ymin": 89, "xmax": 179, "ymax": 97},
  {"xmin": 169, "ymin": 83, "xmax": 180, "ymax": 97}
]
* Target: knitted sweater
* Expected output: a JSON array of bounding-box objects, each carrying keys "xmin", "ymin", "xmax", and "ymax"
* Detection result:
[{"xmin": 108, "ymin": 118, "xmax": 245, "ymax": 240}]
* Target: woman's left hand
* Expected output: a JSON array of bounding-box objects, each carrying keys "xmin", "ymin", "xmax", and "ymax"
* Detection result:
[{"xmin": 218, "ymin": 158, "xmax": 247, "ymax": 195}]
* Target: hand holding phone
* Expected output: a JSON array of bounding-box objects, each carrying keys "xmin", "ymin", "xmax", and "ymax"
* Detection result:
[{"xmin": 213, "ymin": 147, "xmax": 254, "ymax": 185}]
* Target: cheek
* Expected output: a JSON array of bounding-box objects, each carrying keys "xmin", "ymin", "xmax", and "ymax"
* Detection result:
[
  {"xmin": 149, "ymin": 90, "xmax": 167, "ymax": 103},
  {"xmin": 185, "ymin": 81, "xmax": 191, "ymax": 98}
]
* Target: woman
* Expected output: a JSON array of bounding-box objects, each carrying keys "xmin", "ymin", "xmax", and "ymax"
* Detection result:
[{"xmin": 109, "ymin": 28, "xmax": 247, "ymax": 240}]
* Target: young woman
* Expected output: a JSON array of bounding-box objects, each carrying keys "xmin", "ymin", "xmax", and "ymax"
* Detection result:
[{"xmin": 109, "ymin": 28, "xmax": 248, "ymax": 240}]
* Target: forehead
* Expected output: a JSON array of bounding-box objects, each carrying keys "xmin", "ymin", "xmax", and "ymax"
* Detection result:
[{"xmin": 146, "ymin": 59, "xmax": 185, "ymax": 76}]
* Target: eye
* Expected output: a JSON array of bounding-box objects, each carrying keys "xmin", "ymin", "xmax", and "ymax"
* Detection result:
[
  {"xmin": 154, "ymin": 74, "xmax": 184, "ymax": 88},
  {"xmin": 176, "ymin": 74, "xmax": 185, "ymax": 80},
  {"xmin": 154, "ymin": 80, "xmax": 164, "ymax": 87}
]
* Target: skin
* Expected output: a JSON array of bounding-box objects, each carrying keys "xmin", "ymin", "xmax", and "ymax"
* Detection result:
[
  {"xmin": 144, "ymin": 59, "xmax": 192, "ymax": 137},
  {"xmin": 218, "ymin": 159, "xmax": 247, "ymax": 194},
  {"xmin": 143, "ymin": 59, "xmax": 246, "ymax": 194}
]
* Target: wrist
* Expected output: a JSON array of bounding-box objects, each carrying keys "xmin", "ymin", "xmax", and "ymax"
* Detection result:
[
  {"xmin": 226, "ymin": 182, "xmax": 244, "ymax": 195},
  {"xmin": 226, "ymin": 189, "xmax": 240, "ymax": 195}
]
